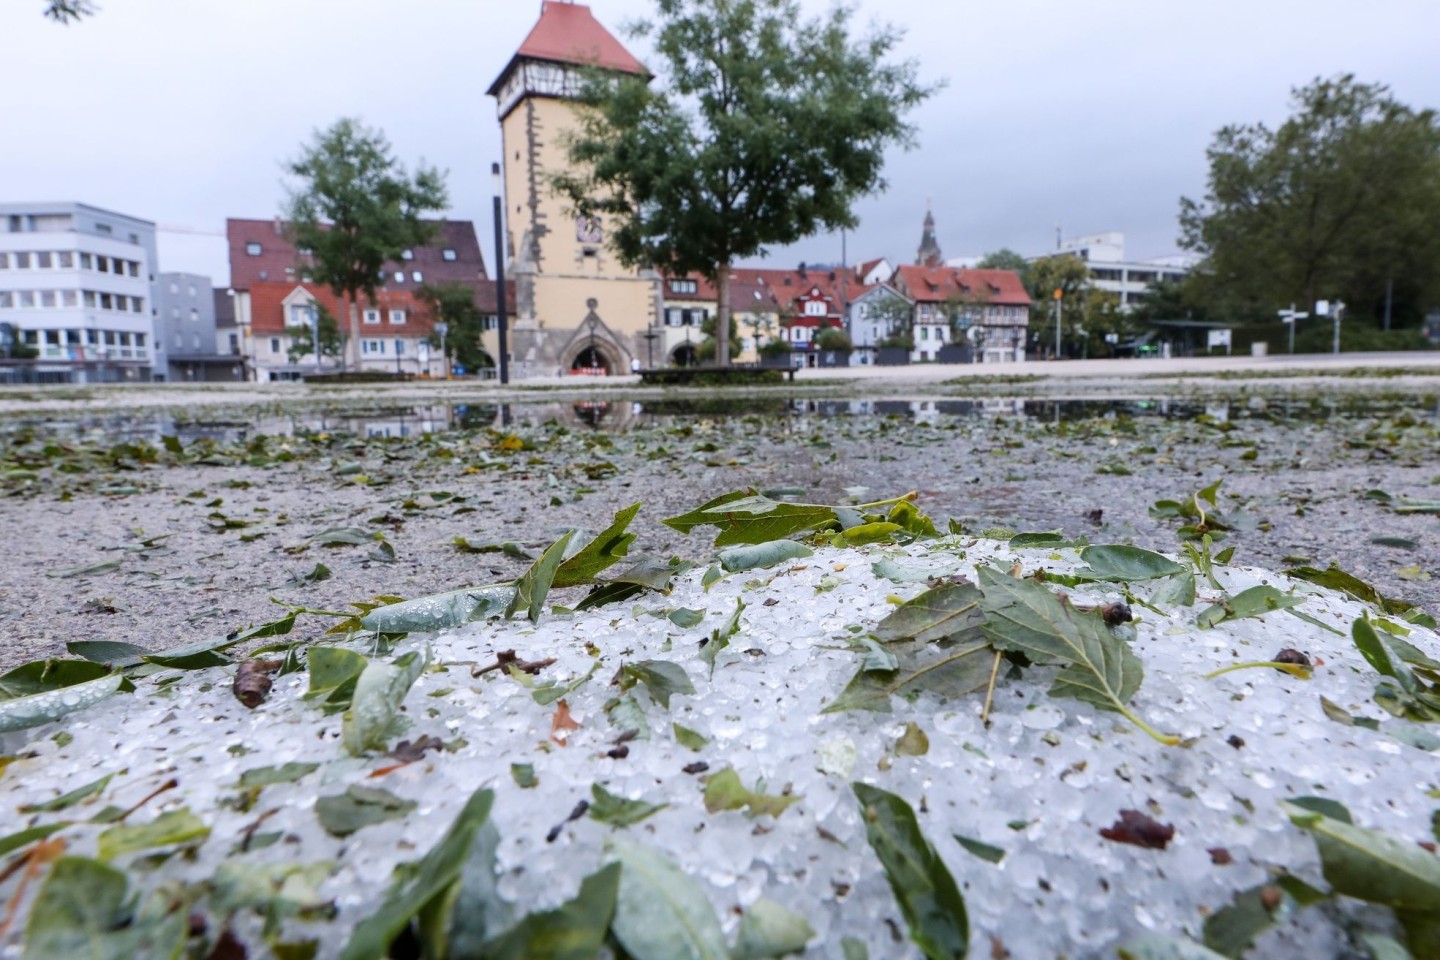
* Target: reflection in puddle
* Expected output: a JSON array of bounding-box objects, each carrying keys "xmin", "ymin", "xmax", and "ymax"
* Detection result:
[{"xmin": 1, "ymin": 393, "xmax": 1434, "ymax": 444}]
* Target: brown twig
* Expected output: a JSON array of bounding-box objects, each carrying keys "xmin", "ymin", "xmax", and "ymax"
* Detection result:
[
  {"xmin": 472, "ymin": 649, "xmax": 557, "ymax": 678},
  {"xmin": 118, "ymin": 778, "xmax": 179, "ymax": 822},
  {"xmin": 239, "ymin": 808, "xmax": 280, "ymax": 853},
  {"xmin": 980, "ymin": 649, "xmax": 1003, "ymax": 729}
]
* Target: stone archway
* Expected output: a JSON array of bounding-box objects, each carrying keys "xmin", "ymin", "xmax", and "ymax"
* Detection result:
[
  {"xmin": 670, "ymin": 343, "xmax": 697, "ymax": 368},
  {"xmin": 563, "ymin": 298, "xmax": 626, "ymax": 375}
]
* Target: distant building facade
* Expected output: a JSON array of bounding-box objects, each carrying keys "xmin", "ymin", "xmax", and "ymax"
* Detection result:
[
  {"xmin": 1032, "ymin": 231, "xmax": 1196, "ymax": 311},
  {"xmin": 891, "ymin": 266, "xmax": 1032, "ymax": 363},
  {"xmin": 0, "ymin": 202, "xmax": 156, "ymax": 382},
  {"xmin": 153, "ymin": 272, "xmax": 241, "ymax": 381}
]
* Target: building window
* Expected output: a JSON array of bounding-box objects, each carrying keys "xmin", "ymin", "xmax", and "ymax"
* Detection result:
[
  {"xmin": 393, "ymin": 271, "xmax": 405, "ymax": 284},
  {"xmin": 193, "ymin": 334, "xmax": 201, "ymax": 349},
  {"xmin": 400, "ymin": 249, "xmax": 413, "ymax": 261},
  {"xmin": 132, "ymin": 297, "xmax": 144, "ymax": 313},
  {"xmin": 56, "ymin": 251, "xmax": 72, "ymax": 269},
  {"xmin": 394, "ymin": 339, "xmax": 405, "ymax": 355},
  {"xmin": 174, "ymin": 333, "xmax": 184, "ymax": 348},
  {"xmin": 96, "ymin": 257, "xmax": 109, "ymax": 274},
  {"xmin": 362, "ymin": 338, "xmax": 385, "ymax": 355},
  {"xmin": 389, "ymin": 309, "xmax": 406, "ymax": 325},
  {"xmin": 269, "ymin": 337, "xmax": 281, "ymax": 353},
  {"xmin": 169, "ymin": 281, "xmax": 178, "ymax": 294},
  {"xmin": 363, "ymin": 309, "xmax": 381, "ymax": 325},
  {"xmin": 99, "ymin": 293, "xmax": 114, "ymax": 310},
  {"xmin": 670, "ymin": 279, "xmax": 698, "ymax": 294},
  {"xmin": 61, "ymin": 290, "xmax": 77, "ymax": 307},
  {"xmin": 40, "ymin": 291, "xmax": 56, "ymax": 307},
  {"xmin": 36, "ymin": 252, "xmax": 52, "ymax": 269},
  {"xmin": 0, "ymin": 292, "xmax": 10, "ymax": 308},
  {"xmin": 0, "ymin": 253, "xmax": 8, "ymax": 269},
  {"xmin": 189, "ymin": 309, "xmax": 199, "ymax": 322},
  {"xmin": 95, "ymin": 223, "xmax": 112, "ymax": 235},
  {"xmin": 804, "ymin": 300, "xmax": 825, "ymax": 316},
  {"xmin": 79, "ymin": 253, "xmax": 92, "ymax": 270},
  {"xmin": 246, "ymin": 242, "xmax": 262, "ymax": 256},
  {"xmin": 14, "ymin": 252, "xmax": 31, "ymax": 269},
  {"xmin": 83, "ymin": 291, "xmax": 96, "ymax": 307},
  {"xmin": 441, "ymin": 248, "xmax": 457, "ymax": 261},
  {"xmin": 411, "ymin": 271, "xmax": 422, "ymax": 283},
  {"xmin": 187, "ymin": 285, "xmax": 196, "ymax": 297}
]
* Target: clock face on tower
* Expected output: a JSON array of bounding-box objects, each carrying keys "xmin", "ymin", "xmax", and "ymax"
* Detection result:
[{"xmin": 575, "ymin": 215, "xmax": 603, "ymax": 245}]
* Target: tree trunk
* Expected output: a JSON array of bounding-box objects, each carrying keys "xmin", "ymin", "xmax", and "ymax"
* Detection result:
[
  {"xmin": 715, "ymin": 264, "xmax": 732, "ymax": 368},
  {"xmin": 345, "ymin": 293, "xmax": 360, "ymax": 370}
]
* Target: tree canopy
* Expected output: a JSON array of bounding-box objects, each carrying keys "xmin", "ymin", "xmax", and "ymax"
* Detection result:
[
  {"xmin": 417, "ymin": 283, "xmax": 492, "ymax": 374},
  {"xmin": 1179, "ymin": 74, "xmax": 1440, "ymax": 329},
  {"xmin": 977, "ymin": 248, "xmax": 1031, "ymax": 286},
  {"xmin": 43, "ymin": 0, "xmax": 93, "ymax": 24},
  {"xmin": 284, "ymin": 303, "xmax": 344, "ymax": 366},
  {"xmin": 284, "ymin": 118, "xmax": 447, "ymax": 368},
  {"xmin": 556, "ymin": 0, "xmax": 937, "ymax": 365}
]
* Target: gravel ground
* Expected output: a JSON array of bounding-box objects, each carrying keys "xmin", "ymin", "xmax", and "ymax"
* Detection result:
[{"xmin": 0, "ymin": 371, "xmax": 1436, "ymax": 672}]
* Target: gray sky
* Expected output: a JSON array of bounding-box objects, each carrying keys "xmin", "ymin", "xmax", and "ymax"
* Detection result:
[{"xmin": 3, "ymin": 0, "xmax": 1438, "ymax": 285}]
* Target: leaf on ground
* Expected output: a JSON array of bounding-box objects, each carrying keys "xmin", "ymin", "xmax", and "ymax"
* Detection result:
[
  {"xmin": 1197, "ymin": 585, "xmax": 1306, "ymax": 629},
  {"xmin": 22, "ymin": 856, "xmax": 187, "ymax": 960},
  {"xmin": 589, "ymin": 784, "xmax": 668, "ymax": 827},
  {"xmin": 0, "ymin": 823, "xmax": 69, "ymax": 857},
  {"xmin": 304, "ymin": 647, "xmax": 368, "ymax": 713},
  {"xmin": 873, "ymin": 581, "xmax": 985, "ymax": 644},
  {"xmin": 620, "ymin": 660, "xmax": 695, "ymax": 709},
  {"xmin": 0, "ymin": 671, "xmax": 129, "ymax": 734},
  {"xmin": 823, "ymin": 639, "xmax": 993, "ymax": 714},
  {"xmin": 551, "ymin": 699, "xmax": 581, "ymax": 745},
  {"xmin": 852, "ymin": 782, "xmax": 968, "ymax": 960},
  {"xmin": 1283, "ymin": 799, "xmax": 1440, "ymax": 914},
  {"xmin": 895, "ymin": 722, "xmax": 930, "ymax": 756},
  {"xmin": 451, "ymin": 537, "xmax": 533, "ymax": 560},
  {"xmin": 605, "ymin": 837, "xmax": 730, "ymax": 960},
  {"xmin": 732, "ymin": 898, "xmax": 816, "ymax": 960},
  {"xmin": 1202, "ymin": 878, "xmax": 1331, "ymax": 958},
  {"xmin": 517, "ymin": 659, "xmax": 599, "ymax": 707},
  {"xmin": 718, "ymin": 540, "xmax": 814, "ymax": 573},
  {"xmin": 663, "ymin": 490, "xmax": 833, "ymax": 546},
  {"xmin": 702, "ymin": 768, "xmax": 799, "ymax": 818},
  {"xmin": 871, "ymin": 555, "xmax": 963, "ymax": 584},
  {"xmin": 1078, "ymin": 545, "xmax": 1186, "ymax": 581},
  {"xmin": 510, "ymin": 763, "xmax": 537, "ymax": 789},
  {"xmin": 237, "ymin": 763, "xmax": 320, "ymax": 789},
  {"xmin": 359, "ymin": 585, "xmax": 516, "ymax": 634},
  {"xmin": 700, "ymin": 598, "xmax": 744, "ymax": 677},
  {"xmin": 316, "ymin": 786, "xmax": 416, "ymax": 837},
  {"xmin": 953, "ymin": 833, "xmax": 1004, "ymax": 863},
  {"xmin": 552, "ymin": 502, "xmax": 640, "ymax": 588},
  {"xmin": 19, "ymin": 773, "xmax": 115, "ymax": 813},
  {"xmin": 97, "ymin": 808, "xmax": 210, "ymax": 860},
  {"xmin": 65, "ymin": 641, "xmax": 150, "ymax": 668},
  {"xmin": 1284, "ymin": 563, "xmax": 1418, "ymax": 617},
  {"xmin": 479, "ymin": 862, "xmax": 620, "ymax": 960},
  {"xmin": 341, "ymin": 648, "xmax": 428, "ymax": 756},
  {"xmin": 667, "ymin": 607, "xmax": 706, "ymax": 628},
  {"xmin": 673, "ymin": 722, "xmax": 709, "ymax": 751},
  {"xmin": 337, "ymin": 788, "xmax": 494, "ymax": 960},
  {"xmin": 1118, "ymin": 935, "xmax": 1230, "ymax": 960},
  {"xmin": 308, "ymin": 526, "xmax": 377, "ymax": 546},
  {"xmin": 1099, "ymin": 810, "xmax": 1174, "ymax": 849},
  {"xmin": 507, "ymin": 530, "xmax": 576, "ymax": 623}
]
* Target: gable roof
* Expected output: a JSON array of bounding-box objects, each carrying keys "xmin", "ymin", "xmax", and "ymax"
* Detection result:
[
  {"xmin": 226, "ymin": 219, "xmax": 486, "ymax": 292},
  {"xmin": 487, "ymin": 1, "xmax": 647, "ymax": 97},
  {"xmin": 891, "ymin": 266, "xmax": 1032, "ymax": 307}
]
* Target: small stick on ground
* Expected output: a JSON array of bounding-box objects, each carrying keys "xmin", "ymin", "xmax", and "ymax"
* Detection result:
[
  {"xmin": 472, "ymin": 649, "xmax": 557, "ymax": 678},
  {"xmin": 980, "ymin": 650, "xmax": 1004, "ymax": 729}
]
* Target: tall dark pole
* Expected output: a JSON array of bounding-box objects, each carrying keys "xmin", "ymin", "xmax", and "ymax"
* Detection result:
[{"xmin": 491, "ymin": 162, "xmax": 510, "ymax": 385}]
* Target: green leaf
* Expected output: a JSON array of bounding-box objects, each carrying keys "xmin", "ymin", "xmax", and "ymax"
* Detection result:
[
  {"xmin": 668, "ymin": 607, "xmax": 706, "ymax": 628},
  {"xmin": 511, "ymin": 763, "xmax": 537, "ymax": 789},
  {"xmin": 717, "ymin": 539, "xmax": 814, "ymax": 573},
  {"xmin": 19, "ymin": 773, "xmax": 114, "ymax": 813},
  {"xmin": 316, "ymin": 786, "xmax": 417, "ymax": 837},
  {"xmin": 1202, "ymin": 879, "xmax": 1331, "ymax": 958},
  {"xmin": 896, "ymin": 722, "xmax": 930, "ymax": 756},
  {"xmin": 1078, "ymin": 545, "xmax": 1186, "ymax": 581},
  {"xmin": 508, "ymin": 530, "xmax": 576, "ymax": 623},
  {"xmin": 451, "ymin": 537, "xmax": 534, "ymax": 560},
  {"xmin": 702, "ymin": 768, "xmax": 800, "ymax": 818},
  {"xmin": 605, "ymin": 837, "xmax": 730, "ymax": 960},
  {"xmin": 304, "ymin": 647, "xmax": 368, "ymax": 713},
  {"xmin": 853, "ymin": 783, "xmax": 968, "ymax": 960},
  {"xmin": 1197, "ymin": 585, "xmax": 1307, "ymax": 629},
  {"xmin": 1285, "ymin": 563, "xmax": 1419, "ymax": 617},
  {"xmin": 1361, "ymin": 933, "xmax": 1418, "ymax": 960},
  {"xmin": 823, "ymin": 640, "xmax": 993, "ymax": 714},
  {"xmin": 552, "ymin": 502, "xmax": 640, "ymax": 587},
  {"xmin": 872, "ymin": 556, "xmax": 963, "ymax": 584},
  {"xmin": 47, "ymin": 558, "xmax": 123, "ymax": 579},
  {"xmin": 873, "ymin": 582, "xmax": 985, "ymax": 644},
  {"xmin": 0, "ymin": 822, "xmax": 69, "ymax": 857},
  {"xmin": 700, "ymin": 598, "xmax": 744, "ymax": 676},
  {"xmin": 0, "ymin": 659, "xmax": 119, "ymax": 699},
  {"xmin": 480, "ymin": 862, "xmax": 620, "ymax": 960},
  {"xmin": 589, "ymin": 783, "xmax": 668, "ymax": 827},
  {"xmin": 238, "ymin": 762, "xmax": 320, "ymax": 789},
  {"xmin": 308, "ymin": 526, "xmax": 376, "ymax": 546},
  {"xmin": 97, "ymin": 808, "xmax": 210, "ymax": 860},
  {"xmin": 1354, "ymin": 615, "xmax": 1407, "ymax": 682},
  {"xmin": 663, "ymin": 490, "xmax": 832, "ymax": 546},
  {"xmin": 518, "ymin": 658, "xmax": 600, "ymax": 707},
  {"xmin": 359, "ymin": 585, "xmax": 515, "ymax": 634},
  {"xmin": 1145, "ymin": 572, "xmax": 1197, "ymax": 609},
  {"xmin": 1118, "ymin": 935, "xmax": 1230, "ymax": 959},
  {"xmin": 341, "ymin": 648, "xmax": 428, "ymax": 755},
  {"xmin": 22, "ymin": 857, "xmax": 186, "ymax": 960},
  {"xmin": 621, "ymin": 660, "xmax": 695, "ymax": 709},
  {"xmin": 673, "ymin": 722, "xmax": 709, "ymax": 751},
  {"xmin": 338, "ymin": 788, "xmax": 495, "ymax": 960},
  {"xmin": 210, "ymin": 860, "xmax": 333, "ymax": 937},
  {"xmin": 65, "ymin": 641, "xmax": 149, "ymax": 668},
  {"xmin": 978, "ymin": 566, "xmax": 1158, "ymax": 742},
  {"xmin": 953, "ymin": 833, "xmax": 1004, "ymax": 863},
  {"xmin": 836, "ymin": 521, "xmax": 901, "ymax": 545},
  {"xmin": 1284, "ymin": 800, "xmax": 1440, "ymax": 912},
  {"xmin": 732, "ymin": 898, "xmax": 815, "ymax": 959},
  {"xmin": 0, "ymin": 671, "xmax": 128, "ymax": 734}
]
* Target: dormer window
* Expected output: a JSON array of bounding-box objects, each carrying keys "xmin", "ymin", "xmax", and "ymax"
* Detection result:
[
  {"xmin": 669, "ymin": 279, "xmax": 698, "ymax": 294},
  {"xmin": 401, "ymin": 249, "xmax": 414, "ymax": 261},
  {"xmin": 441, "ymin": 248, "xmax": 457, "ymax": 262},
  {"xmin": 245, "ymin": 242, "xmax": 262, "ymax": 256}
]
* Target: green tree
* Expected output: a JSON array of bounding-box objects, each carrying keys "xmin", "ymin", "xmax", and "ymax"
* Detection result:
[
  {"xmin": 556, "ymin": 0, "xmax": 936, "ymax": 367},
  {"xmin": 284, "ymin": 302, "xmax": 344, "ymax": 365},
  {"xmin": 697, "ymin": 311, "xmax": 742, "ymax": 362},
  {"xmin": 1025, "ymin": 255, "xmax": 1089, "ymax": 356},
  {"xmin": 1180, "ymin": 74, "xmax": 1440, "ymax": 331},
  {"xmin": 43, "ymin": 1, "xmax": 93, "ymax": 23},
  {"xmin": 284, "ymin": 118, "xmax": 447, "ymax": 370},
  {"xmin": 977, "ymin": 248, "xmax": 1031, "ymax": 288},
  {"xmin": 864, "ymin": 290, "xmax": 915, "ymax": 347},
  {"xmin": 417, "ymin": 283, "xmax": 490, "ymax": 374},
  {"xmin": 815, "ymin": 326, "xmax": 852, "ymax": 351}
]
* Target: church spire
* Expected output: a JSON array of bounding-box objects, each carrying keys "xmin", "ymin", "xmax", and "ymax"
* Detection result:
[{"xmin": 916, "ymin": 200, "xmax": 943, "ymax": 267}]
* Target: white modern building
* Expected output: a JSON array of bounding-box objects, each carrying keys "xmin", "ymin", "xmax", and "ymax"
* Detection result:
[
  {"xmin": 0, "ymin": 203, "xmax": 157, "ymax": 382},
  {"xmin": 1032, "ymin": 231, "xmax": 1198, "ymax": 311}
]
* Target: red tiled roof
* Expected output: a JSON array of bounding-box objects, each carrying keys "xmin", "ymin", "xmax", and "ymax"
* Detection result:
[
  {"xmin": 248, "ymin": 280, "xmax": 516, "ymax": 337},
  {"xmin": 891, "ymin": 266, "xmax": 1032, "ymax": 307},
  {"xmin": 227, "ymin": 219, "xmax": 486, "ymax": 292},
  {"xmin": 487, "ymin": 1, "xmax": 647, "ymax": 96}
]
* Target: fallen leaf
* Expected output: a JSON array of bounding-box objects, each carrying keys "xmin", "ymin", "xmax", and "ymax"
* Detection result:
[
  {"xmin": 551, "ymin": 699, "xmax": 581, "ymax": 746},
  {"xmin": 1100, "ymin": 809, "xmax": 1174, "ymax": 850}
]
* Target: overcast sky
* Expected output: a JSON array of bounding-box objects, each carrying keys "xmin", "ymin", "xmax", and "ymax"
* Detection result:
[{"xmin": 3, "ymin": 0, "xmax": 1438, "ymax": 285}]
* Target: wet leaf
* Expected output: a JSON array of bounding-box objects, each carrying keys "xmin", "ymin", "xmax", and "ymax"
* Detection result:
[
  {"xmin": 700, "ymin": 598, "xmax": 744, "ymax": 677},
  {"xmin": 479, "ymin": 862, "xmax": 620, "ymax": 960},
  {"xmin": 823, "ymin": 639, "xmax": 993, "ymax": 714},
  {"xmin": 1202, "ymin": 879, "xmax": 1330, "ymax": 958},
  {"xmin": 871, "ymin": 555, "xmax": 964, "ymax": 583},
  {"xmin": 359, "ymin": 584, "xmax": 515, "ymax": 634},
  {"xmin": 65, "ymin": 640, "xmax": 149, "ymax": 668},
  {"xmin": 0, "ymin": 822, "xmax": 69, "ymax": 856},
  {"xmin": 1197, "ymin": 585, "xmax": 1307, "ymax": 628},
  {"xmin": 0, "ymin": 659, "xmax": 120, "ymax": 699},
  {"xmin": 48, "ymin": 558, "xmax": 123, "ymax": 579},
  {"xmin": 873, "ymin": 582, "xmax": 985, "ymax": 644},
  {"xmin": 308, "ymin": 526, "xmax": 376, "ymax": 546},
  {"xmin": 589, "ymin": 783, "xmax": 668, "ymax": 827},
  {"xmin": 605, "ymin": 837, "xmax": 729, "ymax": 960},
  {"xmin": 341, "ymin": 648, "xmax": 428, "ymax": 756},
  {"xmin": 621, "ymin": 660, "xmax": 695, "ymax": 709},
  {"xmin": 978, "ymin": 566, "xmax": 1175, "ymax": 745},
  {"xmin": 304, "ymin": 647, "xmax": 368, "ymax": 713},
  {"xmin": 508, "ymin": 530, "xmax": 576, "ymax": 623},
  {"xmin": 667, "ymin": 607, "xmax": 706, "ymax": 628},
  {"xmin": 22, "ymin": 856, "xmax": 187, "ymax": 960},
  {"xmin": 732, "ymin": 898, "xmax": 815, "ymax": 959},
  {"xmin": 673, "ymin": 722, "xmax": 709, "ymax": 751},
  {"xmin": 896, "ymin": 722, "xmax": 930, "ymax": 756},
  {"xmin": 853, "ymin": 783, "xmax": 968, "ymax": 960},
  {"xmin": 1078, "ymin": 545, "xmax": 1186, "ymax": 581},
  {"xmin": 1285, "ymin": 563, "xmax": 1419, "ymax": 617},
  {"xmin": 1099, "ymin": 809, "xmax": 1174, "ymax": 849},
  {"xmin": 703, "ymin": 768, "xmax": 800, "ymax": 818},
  {"xmin": 97, "ymin": 808, "xmax": 210, "ymax": 860},
  {"xmin": 316, "ymin": 785, "xmax": 416, "ymax": 837},
  {"xmin": 210, "ymin": 860, "xmax": 333, "ymax": 939},
  {"xmin": 1118, "ymin": 935, "xmax": 1230, "ymax": 960},
  {"xmin": 663, "ymin": 490, "xmax": 834, "ymax": 546},
  {"xmin": 952, "ymin": 833, "xmax": 1004, "ymax": 863},
  {"xmin": 20, "ymin": 772, "xmax": 114, "ymax": 813},
  {"xmin": 517, "ymin": 658, "xmax": 599, "ymax": 707},
  {"xmin": 337, "ymin": 787, "xmax": 494, "ymax": 960},
  {"xmin": 718, "ymin": 539, "xmax": 814, "ymax": 573},
  {"xmin": 1284, "ymin": 799, "xmax": 1440, "ymax": 913},
  {"xmin": 510, "ymin": 763, "xmax": 537, "ymax": 789},
  {"xmin": 451, "ymin": 536, "xmax": 533, "ymax": 560},
  {"xmin": 0, "ymin": 671, "xmax": 128, "ymax": 734},
  {"xmin": 552, "ymin": 502, "xmax": 640, "ymax": 588},
  {"xmin": 237, "ymin": 762, "xmax": 320, "ymax": 789}
]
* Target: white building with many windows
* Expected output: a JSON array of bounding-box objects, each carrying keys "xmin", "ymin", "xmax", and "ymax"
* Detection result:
[
  {"xmin": 1031, "ymin": 231, "xmax": 1198, "ymax": 311},
  {"xmin": 0, "ymin": 203, "xmax": 157, "ymax": 382}
]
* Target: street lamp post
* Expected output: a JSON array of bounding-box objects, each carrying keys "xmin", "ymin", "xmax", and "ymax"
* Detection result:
[
  {"xmin": 1053, "ymin": 288, "xmax": 1063, "ymax": 359},
  {"xmin": 643, "ymin": 325, "xmax": 658, "ymax": 368},
  {"xmin": 1317, "ymin": 300, "xmax": 1345, "ymax": 355},
  {"xmin": 434, "ymin": 321, "xmax": 448, "ymax": 378},
  {"xmin": 309, "ymin": 304, "xmax": 320, "ymax": 375},
  {"xmin": 491, "ymin": 163, "xmax": 510, "ymax": 385}
]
